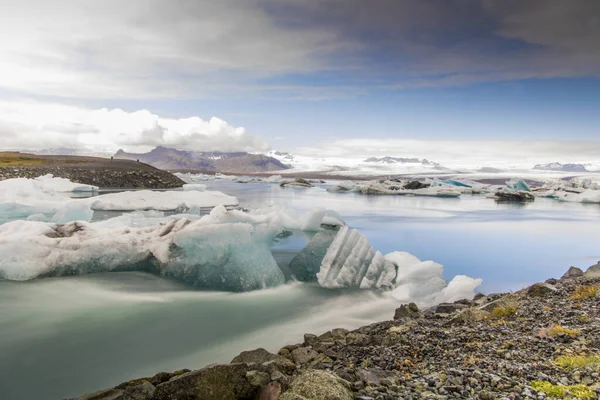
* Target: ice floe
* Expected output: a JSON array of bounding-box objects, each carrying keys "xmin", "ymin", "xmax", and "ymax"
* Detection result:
[{"xmin": 86, "ymin": 190, "xmax": 238, "ymax": 211}]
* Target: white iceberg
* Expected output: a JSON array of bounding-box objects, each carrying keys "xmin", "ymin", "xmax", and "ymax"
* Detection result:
[
  {"xmin": 0, "ymin": 177, "xmax": 95, "ymax": 224},
  {"xmin": 86, "ymin": 190, "xmax": 238, "ymax": 211},
  {"xmin": 182, "ymin": 184, "xmax": 207, "ymax": 191},
  {"xmin": 34, "ymin": 174, "xmax": 98, "ymax": 192},
  {"xmin": 316, "ymin": 227, "xmax": 482, "ymax": 302},
  {"xmin": 0, "ymin": 216, "xmax": 283, "ymax": 291},
  {"xmin": 317, "ymin": 226, "xmax": 399, "ymax": 290}
]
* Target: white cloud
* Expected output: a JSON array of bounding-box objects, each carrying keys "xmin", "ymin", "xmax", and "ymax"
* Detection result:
[
  {"xmin": 0, "ymin": 0, "xmax": 344, "ymax": 99},
  {"xmin": 295, "ymin": 138, "xmax": 600, "ymax": 169},
  {"xmin": 0, "ymin": 101, "xmax": 270, "ymax": 153}
]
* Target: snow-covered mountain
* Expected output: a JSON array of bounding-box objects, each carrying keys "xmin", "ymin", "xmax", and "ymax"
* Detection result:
[
  {"xmin": 267, "ymin": 151, "xmax": 452, "ymax": 176},
  {"xmin": 115, "ymin": 146, "xmax": 289, "ymax": 173},
  {"xmin": 533, "ymin": 162, "xmax": 589, "ymax": 172}
]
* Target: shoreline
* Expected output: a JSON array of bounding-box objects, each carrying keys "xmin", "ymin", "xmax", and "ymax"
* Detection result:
[{"xmin": 72, "ymin": 264, "xmax": 600, "ymax": 400}]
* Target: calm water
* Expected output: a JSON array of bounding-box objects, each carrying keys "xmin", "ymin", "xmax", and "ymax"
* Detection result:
[{"xmin": 1, "ymin": 180, "xmax": 599, "ymax": 399}]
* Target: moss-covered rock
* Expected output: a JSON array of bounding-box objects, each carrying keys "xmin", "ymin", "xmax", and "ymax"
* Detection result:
[{"xmin": 280, "ymin": 370, "xmax": 353, "ymax": 400}]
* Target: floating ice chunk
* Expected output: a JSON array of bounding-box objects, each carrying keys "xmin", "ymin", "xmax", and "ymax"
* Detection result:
[
  {"xmin": 315, "ymin": 231, "xmax": 482, "ymax": 300},
  {"xmin": 182, "ymin": 184, "xmax": 207, "ymax": 192},
  {"xmin": 317, "ymin": 226, "xmax": 397, "ymax": 290},
  {"xmin": 443, "ymin": 179, "xmax": 471, "ymax": 188},
  {"xmin": 289, "ymin": 229, "xmax": 338, "ymax": 281},
  {"xmin": 171, "ymin": 222, "xmax": 284, "ymax": 291},
  {"xmin": 51, "ymin": 202, "xmax": 94, "ymax": 224},
  {"xmin": 86, "ymin": 190, "xmax": 238, "ymax": 211},
  {"xmin": 386, "ymin": 251, "xmax": 482, "ymax": 304},
  {"xmin": 327, "ymin": 181, "xmax": 358, "ymax": 192},
  {"xmin": 35, "ymin": 174, "xmax": 98, "ymax": 192},
  {"xmin": 0, "ymin": 218, "xmax": 284, "ymax": 291},
  {"xmin": 556, "ymin": 189, "xmax": 600, "ymax": 204},
  {"xmin": 506, "ymin": 179, "xmax": 531, "ymax": 192},
  {"xmin": 0, "ymin": 177, "xmax": 94, "ymax": 223},
  {"xmin": 264, "ymin": 175, "xmax": 282, "ymax": 183},
  {"xmin": 300, "ymin": 208, "xmax": 327, "ymax": 231}
]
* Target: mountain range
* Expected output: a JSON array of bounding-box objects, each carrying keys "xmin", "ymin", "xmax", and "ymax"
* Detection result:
[
  {"xmin": 114, "ymin": 146, "xmax": 289, "ymax": 173},
  {"xmin": 533, "ymin": 162, "xmax": 589, "ymax": 172}
]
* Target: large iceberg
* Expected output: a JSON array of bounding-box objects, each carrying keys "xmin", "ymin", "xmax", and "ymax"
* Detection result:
[
  {"xmin": 0, "ymin": 216, "xmax": 283, "ymax": 291},
  {"xmin": 0, "ymin": 205, "xmax": 343, "ymax": 291},
  {"xmin": 34, "ymin": 174, "xmax": 99, "ymax": 192}
]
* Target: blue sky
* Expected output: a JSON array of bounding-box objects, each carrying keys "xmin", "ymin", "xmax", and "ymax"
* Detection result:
[{"xmin": 0, "ymin": 0, "xmax": 599, "ymax": 161}]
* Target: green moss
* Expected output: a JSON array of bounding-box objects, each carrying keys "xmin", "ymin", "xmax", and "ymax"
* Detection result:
[
  {"xmin": 531, "ymin": 381, "xmax": 595, "ymax": 399},
  {"xmin": 554, "ymin": 355, "xmax": 600, "ymax": 370}
]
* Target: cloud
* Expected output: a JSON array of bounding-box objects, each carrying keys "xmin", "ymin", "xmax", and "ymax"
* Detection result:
[
  {"xmin": 0, "ymin": 101, "xmax": 270, "ymax": 153},
  {"xmin": 295, "ymin": 138, "xmax": 600, "ymax": 169},
  {"xmin": 1, "ymin": 1, "xmax": 599, "ymax": 100}
]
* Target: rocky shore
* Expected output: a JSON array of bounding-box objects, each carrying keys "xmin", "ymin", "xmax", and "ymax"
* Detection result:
[
  {"xmin": 72, "ymin": 264, "xmax": 600, "ymax": 400},
  {"xmin": 0, "ymin": 153, "xmax": 185, "ymax": 188}
]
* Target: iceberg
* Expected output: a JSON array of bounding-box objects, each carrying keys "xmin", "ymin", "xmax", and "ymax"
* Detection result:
[
  {"xmin": 182, "ymin": 184, "xmax": 207, "ymax": 191},
  {"xmin": 34, "ymin": 174, "xmax": 99, "ymax": 192},
  {"xmin": 315, "ymin": 227, "xmax": 482, "ymax": 302},
  {"xmin": 86, "ymin": 190, "xmax": 238, "ymax": 211},
  {"xmin": 327, "ymin": 181, "xmax": 359, "ymax": 193},
  {"xmin": 0, "ymin": 205, "xmax": 343, "ymax": 290},
  {"xmin": 0, "ymin": 177, "xmax": 95, "ymax": 224},
  {"xmin": 317, "ymin": 226, "xmax": 398, "ymax": 290},
  {"xmin": 506, "ymin": 179, "xmax": 531, "ymax": 192},
  {"xmin": 289, "ymin": 229, "xmax": 339, "ymax": 281},
  {"xmin": 0, "ymin": 217, "xmax": 283, "ymax": 291}
]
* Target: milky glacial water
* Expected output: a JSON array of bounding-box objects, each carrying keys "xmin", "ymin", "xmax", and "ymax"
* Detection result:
[{"xmin": 1, "ymin": 181, "xmax": 600, "ymax": 400}]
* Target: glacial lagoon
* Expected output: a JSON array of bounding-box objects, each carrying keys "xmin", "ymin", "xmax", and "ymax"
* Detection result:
[{"xmin": 1, "ymin": 180, "xmax": 600, "ymax": 399}]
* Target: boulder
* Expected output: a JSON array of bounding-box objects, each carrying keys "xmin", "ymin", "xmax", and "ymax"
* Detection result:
[
  {"xmin": 345, "ymin": 332, "xmax": 371, "ymax": 346},
  {"xmin": 584, "ymin": 262, "xmax": 600, "ymax": 279},
  {"xmin": 526, "ymin": 282, "xmax": 558, "ymax": 297},
  {"xmin": 280, "ymin": 370, "xmax": 353, "ymax": 400},
  {"xmin": 72, "ymin": 388, "xmax": 124, "ymax": 400},
  {"xmin": 356, "ymin": 368, "xmax": 400, "ymax": 387},
  {"xmin": 449, "ymin": 309, "xmax": 491, "ymax": 324},
  {"xmin": 152, "ymin": 364, "xmax": 257, "ymax": 400},
  {"xmin": 394, "ymin": 302, "xmax": 420, "ymax": 319},
  {"xmin": 231, "ymin": 348, "xmax": 280, "ymax": 364},
  {"xmin": 434, "ymin": 303, "xmax": 468, "ymax": 314},
  {"xmin": 562, "ymin": 266, "xmax": 584, "ymax": 280},
  {"xmin": 291, "ymin": 347, "xmax": 320, "ymax": 364},
  {"xmin": 256, "ymin": 382, "xmax": 282, "ymax": 400}
]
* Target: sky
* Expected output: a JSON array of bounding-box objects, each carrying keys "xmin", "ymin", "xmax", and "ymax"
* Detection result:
[{"xmin": 1, "ymin": 0, "xmax": 599, "ymax": 166}]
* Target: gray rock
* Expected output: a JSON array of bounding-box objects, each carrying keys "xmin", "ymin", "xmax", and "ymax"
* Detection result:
[
  {"xmin": 434, "ymin": 303, "xmax": 468, "ymax": 314},
  {"xmin": 289, "ymin": 230, "xmax": 338, "ymax": 281},
  {"xmin": 122, "ymin": 381, "xmax": 155, "ymax": 400},
  {"xmin": 450, "ymin": 308, "xmax": 491, "ymax": 324},
  {"xmin": 256, "ymin": 382, "xmax": 282, "ymax": 400},
  {"xmin": 246, "ymin": 370, "xmax": 270, "ymax": 387},
  {"xmin": 152, "ymin": 364, "xmax": 257, "ymax": 400},
  {"xmin": 526, "ymin": 282, "xmax": 557, "ymax": 297},
  {"xmin": 562, "ymin": 266, "xmax": 584, "ymax": 279},
  {"xmin": 394, "ymin": 302, "xmax": 420, "ymax": 319},
  {"xmin": 72, "ymin": 388, "xmax": 124, "ymax": 400},
  {"xmin": 231, "ymin": 348, "xmax": 279, "ymax": 364},
  {"xmin": 584, "ymin": 262, "xmax": 600, "ymax": 279},
  {"xmin": 291, "ymin": 347, "xmax": 320, "ymax": 364},
  {"xmin": 356, "ymin": 368, "xmax": 399, "ymax": 387},
  {"xmin": 345, "ymin": 332, "xmax": 371, "ymax": 346},
  {"xmin": 280, "ymin": 369, "xmax": 353, "ymax": 400}
]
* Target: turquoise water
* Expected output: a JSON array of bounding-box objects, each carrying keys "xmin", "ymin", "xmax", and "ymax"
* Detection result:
[{"xmin": 1, "ymin": 181, "xmax": 599, "ymax": 399}]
